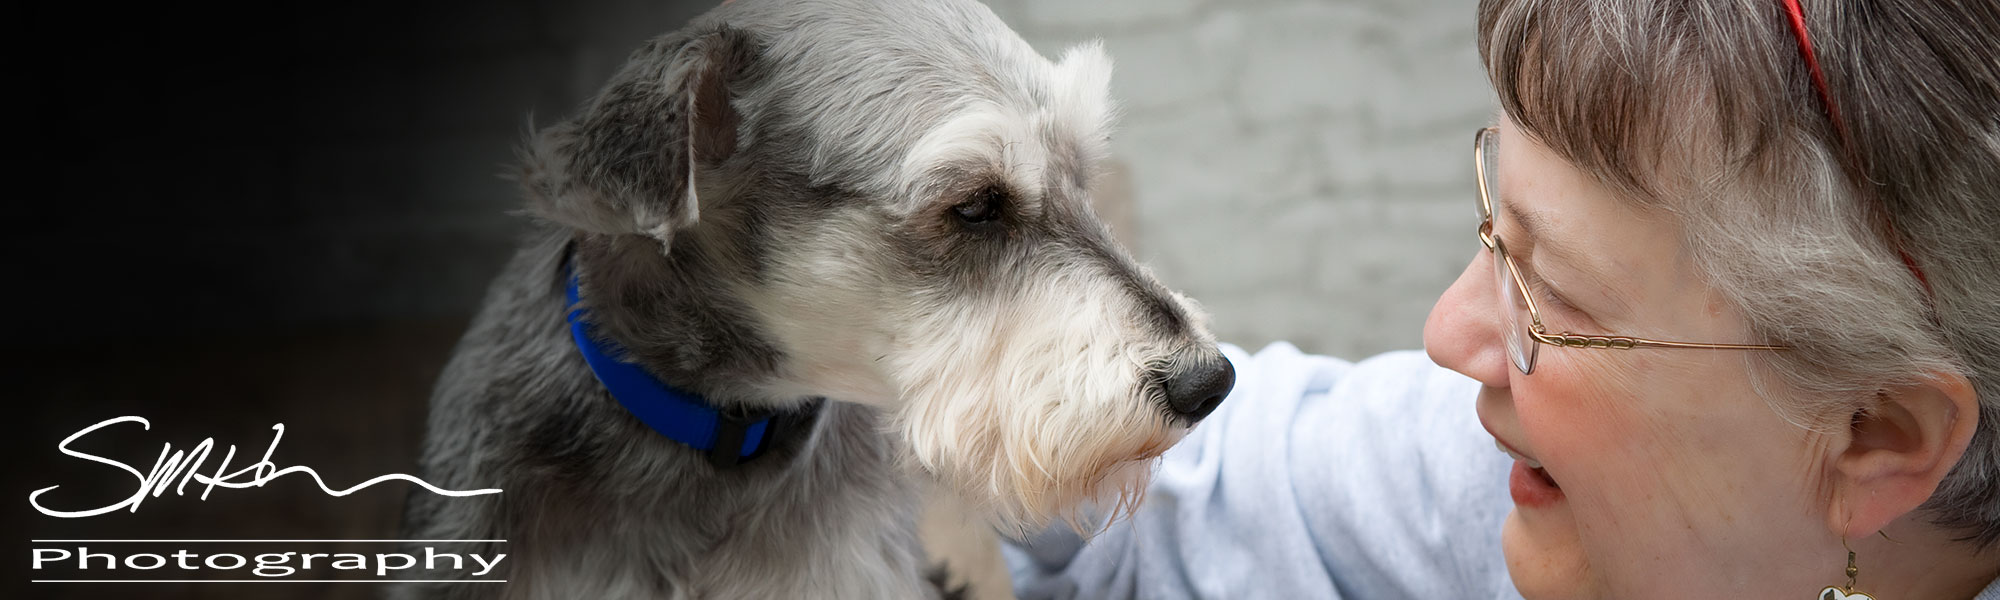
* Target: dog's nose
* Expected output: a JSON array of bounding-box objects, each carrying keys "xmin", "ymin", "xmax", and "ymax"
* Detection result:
[{"xmin": 1162, "ymin": 348, "xmax": 1234, "ymax": 421}]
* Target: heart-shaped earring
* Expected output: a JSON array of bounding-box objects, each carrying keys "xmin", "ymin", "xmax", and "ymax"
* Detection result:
[
  {"xmin": 1820, "ymin": 586, "xmax": 1876, "ymax": 600},
  {"xmin": 1815, "ymin": 543, "xmax": 1880, "ymax": 600}
]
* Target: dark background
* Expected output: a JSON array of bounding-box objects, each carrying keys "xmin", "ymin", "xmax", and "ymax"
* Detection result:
[{"xmin": 10, "ymin": 1, "xmax": 714, "ymax": 597}]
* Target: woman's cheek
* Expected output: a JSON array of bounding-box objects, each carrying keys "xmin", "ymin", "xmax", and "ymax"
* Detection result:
[
  {"xmin": 1515, "ymin": 350, "xmax": 1651, "ymax": 456},
  {"xmin": 1515, "ymin": 350, "xmax": 1676, "ymax": 510}
]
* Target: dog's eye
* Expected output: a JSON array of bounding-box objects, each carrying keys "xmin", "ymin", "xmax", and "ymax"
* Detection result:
[{"xmin": 952, "ymin": 187, "xmax": 1004, "ymax": 224}]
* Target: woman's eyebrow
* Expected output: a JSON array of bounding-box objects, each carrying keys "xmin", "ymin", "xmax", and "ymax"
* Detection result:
[{"xmin": 1500, "ymin": 200, "xmax": 1636, "ymax": 314}]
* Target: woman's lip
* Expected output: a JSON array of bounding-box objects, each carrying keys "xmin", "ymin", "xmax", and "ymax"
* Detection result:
[
  {"xmin": 1510, "ymin": 460, "xmax": 1566, "ymax": 507},
  {"xmin": 1479, "ymin": 413, "xmax": 1561, "ymax": 506}
]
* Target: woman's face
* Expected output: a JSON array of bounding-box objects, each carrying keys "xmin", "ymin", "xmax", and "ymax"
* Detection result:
[{"xmin": 1423, "ymin": 118, "xmax": 1841, "ymax": 598}]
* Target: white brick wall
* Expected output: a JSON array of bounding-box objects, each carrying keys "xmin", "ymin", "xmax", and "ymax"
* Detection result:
[{"xmin": 988, "ymin": 0, "xmax": 1497, "ymax": 360}]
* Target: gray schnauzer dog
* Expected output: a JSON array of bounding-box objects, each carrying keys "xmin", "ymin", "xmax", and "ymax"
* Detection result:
[{"xmin": 395, "ymin": 0, "xmax": 1233, "ymax": 597}]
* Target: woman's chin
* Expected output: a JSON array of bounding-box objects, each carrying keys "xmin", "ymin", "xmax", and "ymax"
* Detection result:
[{"xmin": 1501, "ymin": 506, "xmax": 1596, "ymax": 600}]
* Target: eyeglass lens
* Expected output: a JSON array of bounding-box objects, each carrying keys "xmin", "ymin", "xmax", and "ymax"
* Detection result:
[
  {"xmin": 1478, "ymin": 129, "xmax": 1537, "ymax": 374},
  {"xmin": 1477, "ymin": 129, "xmax": 1499, "ymax": 219},
  {"xmin": 1494, "ymin": 242, "xmax": 1537, "ymax": 374}
]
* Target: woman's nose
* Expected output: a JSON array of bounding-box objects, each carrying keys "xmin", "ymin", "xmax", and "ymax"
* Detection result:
[{"xmin": 1424, "ymin": 249, "xmax": 1511, "ymax": 388}]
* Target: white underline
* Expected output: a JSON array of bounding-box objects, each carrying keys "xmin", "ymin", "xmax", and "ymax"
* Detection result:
[
  {"xmin": 31, "ymin": 580, "xmax": 504, "ymax": 584},
  {"xmin": 30, "ymin": 540, "xmax": 505, "ymax": 543}
]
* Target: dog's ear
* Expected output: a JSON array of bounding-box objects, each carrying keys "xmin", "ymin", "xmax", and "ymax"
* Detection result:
[
  {"xmin": 521, "ymin": 27, "xmax": 756, "ymax": 246},
  {"xmin": 1053, "ymin": 41, "xmax": 1117, "ymax": 136}
]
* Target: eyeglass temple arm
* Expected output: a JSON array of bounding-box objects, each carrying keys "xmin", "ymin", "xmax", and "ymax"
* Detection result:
[{"xmin": 1527, "ymin": 328, "xmax": 1788, "ymax": 351}]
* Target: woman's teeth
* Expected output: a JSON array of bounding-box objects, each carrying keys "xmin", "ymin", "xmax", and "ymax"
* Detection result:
[{"xmin": 1495, "ymin": 438, "xmax": 1543, "ymax": 469}]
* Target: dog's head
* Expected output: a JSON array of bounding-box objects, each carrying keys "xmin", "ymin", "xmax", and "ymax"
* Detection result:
[{"xmin": 523, "ymin": 0, "xmax": 1232, "ymax": 531}]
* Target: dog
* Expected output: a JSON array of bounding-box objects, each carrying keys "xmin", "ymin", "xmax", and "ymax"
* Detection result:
[{"xmin": 394, "ymin": 0, "xmax": 1233, "ymax": 597}]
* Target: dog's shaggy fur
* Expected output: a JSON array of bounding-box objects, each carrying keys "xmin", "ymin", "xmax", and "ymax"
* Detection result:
[{"xmin": 394, "ymin": 1, "xmax": 1231, "ymax": 597}]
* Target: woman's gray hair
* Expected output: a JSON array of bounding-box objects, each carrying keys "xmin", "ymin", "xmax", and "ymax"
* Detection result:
[{"xmin": 1477, "ymin": 0, "xmax": 2000, "ymax": 548}]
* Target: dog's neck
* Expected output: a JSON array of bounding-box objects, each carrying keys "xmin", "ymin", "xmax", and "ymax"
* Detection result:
[
  {"xmin": 565, "ymin": 233, "xmax": 809, "ymax": 412},
  {"xmin": 563, "ymin": 254, "xmax": 822, "ymax": 468}
]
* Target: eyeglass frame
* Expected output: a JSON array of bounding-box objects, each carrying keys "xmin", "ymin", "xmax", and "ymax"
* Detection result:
[{"xmin": 1472, "ymin": 126, "xmax": 1788, "ymax": 375}]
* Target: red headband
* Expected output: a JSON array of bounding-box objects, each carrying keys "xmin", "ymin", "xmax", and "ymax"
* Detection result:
[
  {"xmin": 1780, "ymin": 0, "xmax": 1848, "ymax": 138},
  {"xmin": 1779, "ymin": 0, "xmax": 1934, "ymax": 299}
]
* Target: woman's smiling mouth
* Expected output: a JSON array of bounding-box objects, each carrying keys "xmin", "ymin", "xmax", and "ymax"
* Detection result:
[{"xmin": 1493, "ymin": 437, "xmax": 1564, "ymax": 507}]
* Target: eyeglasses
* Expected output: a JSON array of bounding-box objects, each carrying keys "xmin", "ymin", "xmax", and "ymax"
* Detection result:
[{"xmin": 1473, "ymin": 127, "xmax": 1787, "ymax": 375}]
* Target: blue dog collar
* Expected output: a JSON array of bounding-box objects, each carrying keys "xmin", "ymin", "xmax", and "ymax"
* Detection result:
[{"xmin": 564, "ymin": 264, "xmax": 808, "ymax": 468}]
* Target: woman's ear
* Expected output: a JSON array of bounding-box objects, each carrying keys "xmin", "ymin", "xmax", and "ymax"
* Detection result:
[{"xmin": 1826, "ymin": 371, "xmax": 1980, "ymax": 538}]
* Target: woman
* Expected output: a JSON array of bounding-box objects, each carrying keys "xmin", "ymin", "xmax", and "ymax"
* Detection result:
[{"xmin": 1007, "ymin": 0, "xmax": 2000, "ymax": 598}]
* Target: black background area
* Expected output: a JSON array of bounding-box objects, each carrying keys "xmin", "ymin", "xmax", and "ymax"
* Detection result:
[{"xmin": 11, "ymin": 1, "xmax": 714, "ymax": 598}]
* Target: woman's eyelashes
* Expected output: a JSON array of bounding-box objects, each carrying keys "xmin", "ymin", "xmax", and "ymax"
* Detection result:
[
  {"xmin": 1502, "ymin": 224, "xmax": 1602, "ymax": 326},
  {"xmin": 1523, "ymin": 263, "xmax": 1588, "ymax": 323}
]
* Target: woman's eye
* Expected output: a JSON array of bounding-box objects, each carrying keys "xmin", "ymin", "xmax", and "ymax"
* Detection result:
[
  {"xmin": 1539, "ymin": 287, "xmax": 1579, "ymax": 315},
  {"xmin": 953, "ymin": 187, "xmax": 1004, "ymax": 224},
  {"xmin": 1530, "ymin": 276, "xmax": 1584, "ymax": 318},
  {"xmin": 1515, "ymin": 265, "xmax": 1574, "ymax": 315}
]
